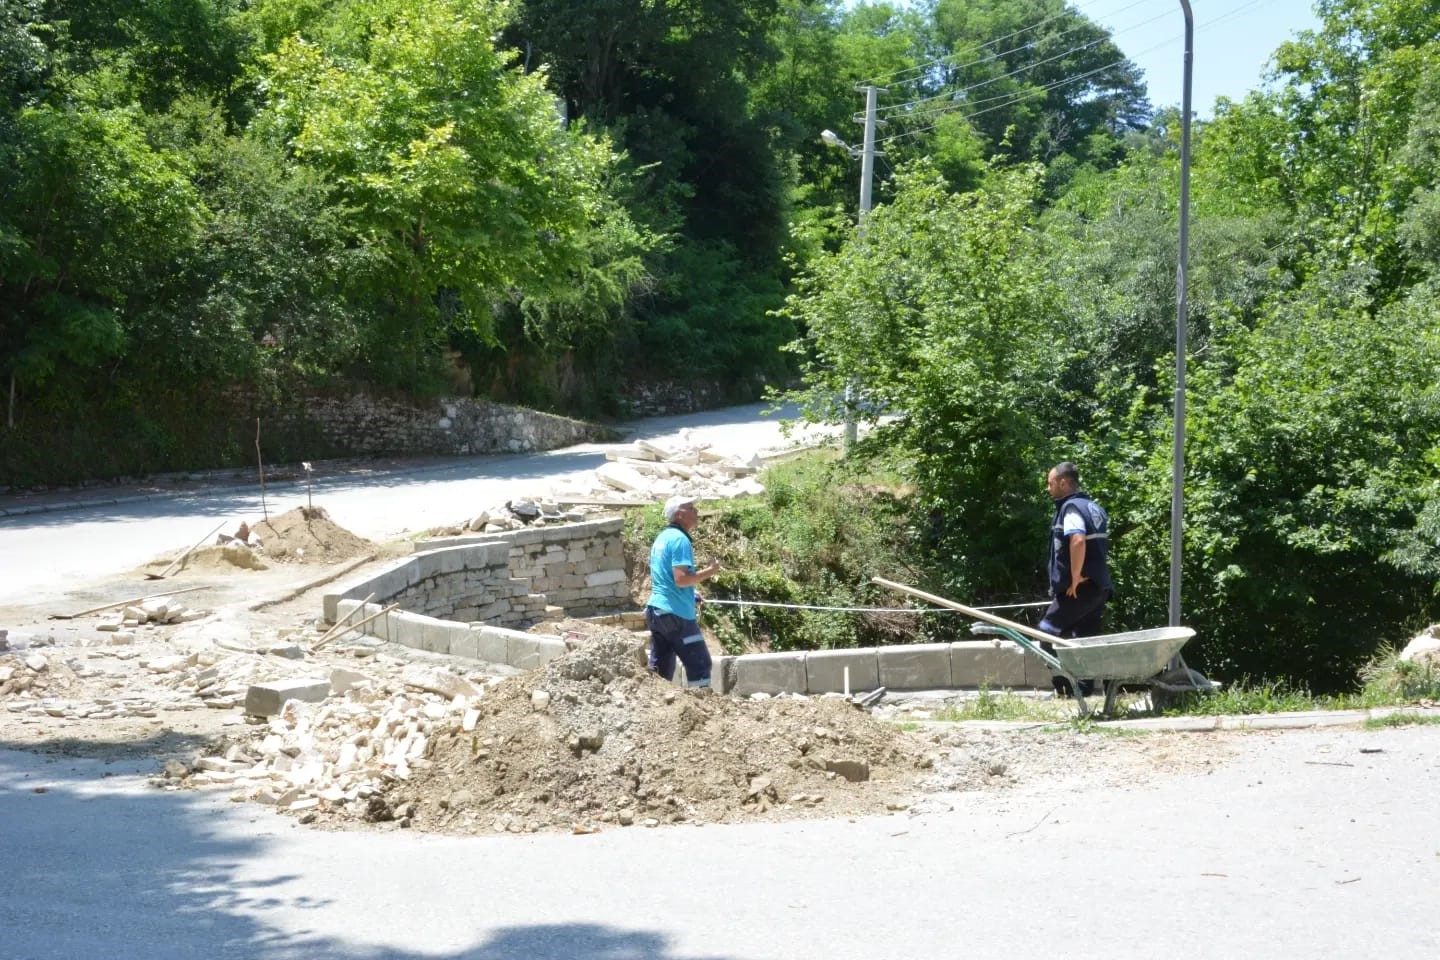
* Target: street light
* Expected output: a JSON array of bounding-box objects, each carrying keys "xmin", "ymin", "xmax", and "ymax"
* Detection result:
[{"xmin": 820, "ymin": 85, "xmax": 884, "ymax": 452}]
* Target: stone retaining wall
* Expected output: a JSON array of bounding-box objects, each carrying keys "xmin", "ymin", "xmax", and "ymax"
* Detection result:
[
  {"xmin": 235, "ymin": 385, "xmax": 614, "ymax": 461},
  {"xmin": 287, "ymin": 392, "xmax": 611, "ymax": 457},
  {"xmin": 322, "ymin": 517, "xmax": 631, "ymax": 669}
]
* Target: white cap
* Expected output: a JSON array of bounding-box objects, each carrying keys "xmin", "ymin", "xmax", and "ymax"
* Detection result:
[{"xmin": 663, "ymin": 494, "xmax": 697, "ymax": 523}]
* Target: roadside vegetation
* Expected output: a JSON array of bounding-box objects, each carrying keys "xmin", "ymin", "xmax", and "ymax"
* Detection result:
[
  {"xmin": 6, "ymin": 2, "xmax": 1438, "ymax": 695},
  {"xmin": 626, "ymin": 449, "xmax": 1440, "ymax": 709}
]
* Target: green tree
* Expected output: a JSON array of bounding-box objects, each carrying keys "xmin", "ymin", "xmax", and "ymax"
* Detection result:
[
  {"xmin": 0, "ymin": 104, "xmax": 199, "ymax": 422},
  {"xmin": 255, "ymin": 0, "xmax": 652, "ymax": 387},
  {"xmin": 782, "ymin": 162, "xmax": 1063, "ymax": 599},
  {"xmin": 886, "ymin": 0, "xmax": 1148, "ymax": 181}
]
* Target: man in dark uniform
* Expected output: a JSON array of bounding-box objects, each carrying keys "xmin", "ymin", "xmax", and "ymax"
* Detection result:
[{"xmin": 1039, "ymin": 461, "xmax": 1113, "ymax": 696}]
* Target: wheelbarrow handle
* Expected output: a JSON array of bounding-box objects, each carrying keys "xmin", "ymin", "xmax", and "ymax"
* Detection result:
[{"xmin": 872, "ymin": 576, "xmax": 1077, "ymax": 647}]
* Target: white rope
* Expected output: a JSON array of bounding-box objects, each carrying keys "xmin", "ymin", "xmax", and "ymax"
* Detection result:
[{"xmin": 702, "ymin": 599, "xmax": 1049, "ymax": 614}]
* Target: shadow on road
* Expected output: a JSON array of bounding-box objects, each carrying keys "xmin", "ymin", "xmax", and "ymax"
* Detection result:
[{"xmin": 0, "ymin": 750, "xmax": 737, "ymax": 960}]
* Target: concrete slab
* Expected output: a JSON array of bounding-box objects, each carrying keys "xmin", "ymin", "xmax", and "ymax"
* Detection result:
[
  {"xmin": 420, "ymin": 619, "xmax": 472, "ymax": 656},
  {"xmin": 949, "ymin": 641, "xmax": 1028, "ymax": 688},
  {"xmin": 507, "ymin": 633, "xmax": 566, "ymax": 670},
  {"xmin": 727, "ymin": 651, "xmax": 807, "ymax": 697},
  {"xmin": 805, "ymin": 649, "xmax": 879, "ymax": 695},
  {"xmin": 1106, "ymin": 716, "xmax": 1220, "ymax": 732},
  {"xmin": 450, "ymin": 630, "xmax": 479, "ymax": 661},
  {"xmin": 1220, "ymin": 710, "xmax": 1369, "ymax": 730},
  {"xmin": 877, "ymin": 644, "xmax": 952, "ymax": 691},
  {"xmin": 388, "ymin": 611, "xmax": 426, "ymax": 649},
  {"xmin": 244, "ymin": 678, "xmax": 330, "ymax": 717}
]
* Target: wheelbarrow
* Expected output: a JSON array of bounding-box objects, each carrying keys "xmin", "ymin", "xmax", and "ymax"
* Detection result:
[{"xmin": 873, "ymin": 576, "xmax": 1199, "ymax": 717}]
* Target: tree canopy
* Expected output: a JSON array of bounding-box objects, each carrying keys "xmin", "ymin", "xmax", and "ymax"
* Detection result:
[{"xmin": 3, "ymin": 0, "xmax": 1436, "ymax": 689}]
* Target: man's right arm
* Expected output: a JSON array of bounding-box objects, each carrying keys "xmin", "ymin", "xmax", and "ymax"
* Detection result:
[{"xmin": 673, "ymin": 560, "xmax": 721, "ymax": 588}]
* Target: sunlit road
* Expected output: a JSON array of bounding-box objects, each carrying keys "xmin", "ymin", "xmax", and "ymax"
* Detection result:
[
  {"xmin": 2, "ymin": 724, "xmax": 1437, "ymax": 960},
  {"xmin": 0, "ymin": 403, "xmax": 833, "ymax": 606}
]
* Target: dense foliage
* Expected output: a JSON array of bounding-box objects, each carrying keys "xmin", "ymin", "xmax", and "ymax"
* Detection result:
[
  {"xmin": 3, "ymin": 0, "xmax": 1437, "ymax": 689},
  {"xmin": 782, "ymin": 0, "xmax": 1440, "ymax": 690}
]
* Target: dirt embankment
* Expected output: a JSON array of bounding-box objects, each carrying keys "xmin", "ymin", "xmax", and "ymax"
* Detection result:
[{"xmin": 381, "ymin": 631, "xmax": 928, "ymax": 834}]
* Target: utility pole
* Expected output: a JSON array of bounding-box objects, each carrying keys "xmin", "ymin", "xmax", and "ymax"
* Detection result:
[
  {"xmin": 1170, "ymin": 3, "xmax": 1194, "ymax": 632},
  {"xmin": 843, "ymin": 84, "xmax": 884, "ymax": 453}
]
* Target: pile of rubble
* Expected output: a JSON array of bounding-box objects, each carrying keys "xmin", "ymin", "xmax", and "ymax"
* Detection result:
[
  {"xmin": 92, "ymin": 595, "xmax": 206, "ymax": 643},
  {"xmin": 427, "ymin": 436, "xmax": 773, "ymax": 537},
  {"xmin": 585, "ymin": 437, "xmax": 766, "ymax": 503},
  {"xmin": 169, "ymin": 625, "xmax": 931, "ymax": 833},
  {"xmin": 158, "ymin": 657, "xmax": 494, "ymax": 822}
]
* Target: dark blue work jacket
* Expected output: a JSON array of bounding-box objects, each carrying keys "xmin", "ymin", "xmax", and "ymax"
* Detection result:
[{"xmin": 1048, "ymin": 491, "xmax": 1112, "ymax": 595}]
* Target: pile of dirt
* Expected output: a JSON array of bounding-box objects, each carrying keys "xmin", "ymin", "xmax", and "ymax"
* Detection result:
[
  {"xmin": 248, "ymin": 506, "xmax": 374, "ymax": 564},
  {"xmin": 384, "ymin": 628, "xmax": 931, "ymax": 834},
  {"xmin": 144, "ymin": 507, "xmax": 375, "ymax": 575}
]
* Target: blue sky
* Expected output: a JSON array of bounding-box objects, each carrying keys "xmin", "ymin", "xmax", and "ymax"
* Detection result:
[
  {"xmin": 854, "ymin": 1, "xmax": 1324, "ymax": 117},
  {"xmin": 1076, "ymin": 0, "xmax": 1322, "ymax": 113}
]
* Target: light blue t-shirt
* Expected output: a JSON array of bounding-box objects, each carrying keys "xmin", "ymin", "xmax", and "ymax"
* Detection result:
[{"xmin": 647, "ymin": 526, "xmax": 697, "ymax": 620}]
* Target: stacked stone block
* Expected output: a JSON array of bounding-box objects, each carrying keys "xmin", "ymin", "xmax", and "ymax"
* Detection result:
[{"xmin": 715, "ymin": 639, "xmax": 1053, "ymax": 696}]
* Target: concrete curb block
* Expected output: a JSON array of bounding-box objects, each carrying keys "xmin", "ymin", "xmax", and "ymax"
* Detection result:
[
  {"xmin": 334, "ymin": 600, "xmax": 564, "ymax": 671},
  {"xmin": 805, "ymin": 649, "xmax": 879, "ymax": 695},
  {"xmin": 878, "ymin": 644, "xmax": 953, "ymax": 691},
  {"xmin": 716, "ymin": 641, "xmax": 1065, "ymax": 697}
]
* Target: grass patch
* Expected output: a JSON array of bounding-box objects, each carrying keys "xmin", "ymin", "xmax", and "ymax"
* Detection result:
[
  {"xmin": 1162, "ymin": 677, "xmax": 1328, "ymax": 716},
  {"xmin": 1363, "ymin": 712, "xmax": 1440, "ymax": 729},
  {"xmin": 934, "ymin": 687, "xmax": 1073, "ymax": 723},
  {"xmin": 1357, "ymin": 645, "xmax": 1440, "ymax": 703}
]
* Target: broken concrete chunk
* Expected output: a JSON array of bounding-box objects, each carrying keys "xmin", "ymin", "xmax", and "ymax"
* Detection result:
[
  {"xmin": 595, "ymin": 462, "xmax": 653, "ymax": 494},
  {"xmin": 329, "ymin": 667, "xmax": 373, "ymax": 696},
  {"xmin": 244, "ymin": 678, "xmax": 331, "ymax": 717},
  {"xmin": 400, "ymin": 664, "xmax": 479, "ymax": 700},
  {"xmin": 142, "ymin": 655, "xmax": 190, "ymax": 673}
]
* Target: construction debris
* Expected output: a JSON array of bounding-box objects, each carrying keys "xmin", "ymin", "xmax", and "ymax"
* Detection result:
[{"xmin": 426, "ymin": 435, "xmax": 775, "ymax": 538}]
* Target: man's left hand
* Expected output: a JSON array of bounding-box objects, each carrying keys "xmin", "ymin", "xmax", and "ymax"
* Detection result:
[{"xmin": 1065, "ymin": 576, "xmax": 1089, "ymax": 599}]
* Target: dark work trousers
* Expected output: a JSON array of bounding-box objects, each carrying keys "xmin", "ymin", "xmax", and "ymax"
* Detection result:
[
  {"xmin": 1038, "ymin": 581, "xmax": 1111, "ymax": 696},
  {"xmin": 644, "ymin": 606, "xmax": 713, "ymax": 687}
]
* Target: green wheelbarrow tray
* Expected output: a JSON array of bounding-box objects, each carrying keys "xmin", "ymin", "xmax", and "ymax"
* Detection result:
[
  {"xmin": 972, "ymin": 623, "xmax": 1196, "ymax": 717},
  {"xmin": 1051, "ymin": 627, "xmax": 1195, "ymax": 682}
]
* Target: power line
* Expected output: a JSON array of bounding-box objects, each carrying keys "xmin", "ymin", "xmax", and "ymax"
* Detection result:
[
  {"xmin": 873, "ymin": 57, "xmax": 1130, "ymax": 148},
  {"xmin": 872, "ymin": 0, "xmax": 1278, "ymax": 150},
  {"xmin": 877, "ymin": 2, "xmax": 1170, "ymax": 118},
  {"xmin": 860, "ymin": 0, "xmax": 1154, "ymax": 90}
]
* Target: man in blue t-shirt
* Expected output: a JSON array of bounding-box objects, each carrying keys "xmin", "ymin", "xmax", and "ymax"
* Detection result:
[{"xmin": 645, "ymin": 494, "xmax": 721, "ymax": 687}]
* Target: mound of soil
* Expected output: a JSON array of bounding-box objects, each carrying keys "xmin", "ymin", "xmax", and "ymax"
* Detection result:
[
  {"xmin": 249, "ymin": 506, "xmax": 374, "ymax": 564},
  {"xmin": 176, "ymin": 541, "xmax": 272, "ymax": 572},
  {"xmin": 388, "ymin": 629, "xmax": 930, "ymax": 834}
]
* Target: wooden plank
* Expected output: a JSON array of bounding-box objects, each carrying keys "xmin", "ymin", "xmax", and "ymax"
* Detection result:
[
  {"xmin": 871, "ymin": 576, "xmax": 1076, "ymax": 647},
  {"xmin": 50, "ymin": 584, "xmax": 209, "ymax": 620}
]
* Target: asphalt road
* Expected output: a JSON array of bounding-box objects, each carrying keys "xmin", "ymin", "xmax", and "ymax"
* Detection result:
[
  {"xmin": 2, "ymin": 723, "xmax": 1437, "ymax": 960},
  {"xmin": 0, "ymin": 403, "xmax": 833, "ymax": 606}
]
